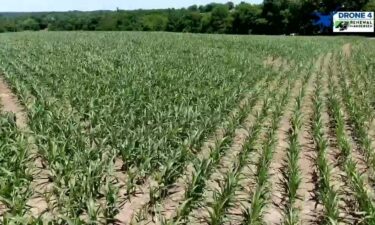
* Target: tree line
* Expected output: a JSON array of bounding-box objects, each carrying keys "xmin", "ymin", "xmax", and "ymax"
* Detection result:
[{"xmin": 0, "ymin": 0, "xmax": 374, "ymax": 35}]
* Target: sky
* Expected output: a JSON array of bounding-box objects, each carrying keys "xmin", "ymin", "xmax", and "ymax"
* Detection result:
[{"xmin": 0, "ymin": 0, "xmax": 263, "ymax": 12}]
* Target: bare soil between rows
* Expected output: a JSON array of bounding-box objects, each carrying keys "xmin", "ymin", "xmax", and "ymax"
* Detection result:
[{"xmin": 0, "ymin": 76, "xmax": 27, "ymax": 128}]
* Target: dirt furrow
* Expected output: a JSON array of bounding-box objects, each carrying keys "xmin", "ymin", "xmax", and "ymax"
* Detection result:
[
  {"xmin": 115, "ymin": 178, "xmax": 158, "ymax": 225},
  {"xmin": 0, "ymin": 76, "xmax": 27, "ymax": 128},
  {"xmin": 295, "ymin": 57, "xmax": 322, "ymax": 224},
  {"xmin": 342, "ymin": 43, "xmax": 352, "ymax": 59},
  {"xmin": 26, "ymin": 143, "xmax": 55, "ymax": 219},
  {"xmin": 263, "ymin": 56, "xmax": 283, "ymax": 72},
  {"xmin": 262, "ymin": 104, "xmax": 293, "ymax": 224}
]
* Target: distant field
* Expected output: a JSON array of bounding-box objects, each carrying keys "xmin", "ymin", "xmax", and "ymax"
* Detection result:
[{"xmin": 0, "ymin": 32, "xmax": 374, "ymax": 224}]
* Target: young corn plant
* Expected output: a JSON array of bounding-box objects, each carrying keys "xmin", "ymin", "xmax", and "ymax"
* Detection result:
[{"xmin": 207, "ymin": 172, "xmax": 240, "ymax": 225}]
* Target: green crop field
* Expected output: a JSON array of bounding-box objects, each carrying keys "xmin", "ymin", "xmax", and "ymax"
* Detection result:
[{"xmin": 0, "ymin": 32, "xmax": 374, "ymax": 225}]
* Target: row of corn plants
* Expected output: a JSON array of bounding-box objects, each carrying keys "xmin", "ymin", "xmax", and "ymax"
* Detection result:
[
  {"xmin": 242, "ymin": 78, "xmax": 292, "ymax": 225},
  {"xmin": 281, "ymin": 55, "xmax": 317, "ymax": 225},
  {"xmin": 283, "ymin": 85, "xmax": 305, "ymax": 224},
  {"xmin": 337, "ymin": 54, "xmax": 375, "ymax": 183},
  {"xmin": 337, "ymin": 47, "xmax": 375, "ymax": 181},
  {"xmin": 277, "ymin": 60, "xmax": 315, "ymax": 225},
  {"xmin": 311, "ymin": 67, "xmax": 340, "ymax": 224},
  {"xmin": 327, "ymin": 55, "xmax": 375, "ymax": 224}
]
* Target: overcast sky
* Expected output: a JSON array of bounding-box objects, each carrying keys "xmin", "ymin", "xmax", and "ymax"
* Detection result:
[{"xmin": 0, "ymin": 0, "xmax": 263, "ymax": 12}]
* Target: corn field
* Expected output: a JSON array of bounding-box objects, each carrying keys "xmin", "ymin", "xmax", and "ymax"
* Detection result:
[{"xmin": 0, "ymin": 32, "xmax": 374, "ymax": 225}]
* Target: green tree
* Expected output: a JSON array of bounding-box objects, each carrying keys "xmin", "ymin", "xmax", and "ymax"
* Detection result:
[
  {"xmin": 182, "ymin": 11, "xmax": 203, "ymax": 33},
  {"xmin": 364, "ymin": 0, "xmax": 375, "ymax": 11},
  {"xmin": 20, "ymin": 18, "xmax": 39, "ymax": 30},
  {"xmin": 226, "ymin": 2, "xmax": 235, "ymax": 10},
  {"xmin": 188, "ymin": 5, "xmax": 198, "ymax": 11},
  {"xmin": 0, "ymin": 20, "xmax": 5, "ymax": 33},
  {"xmin": 231, "ymin": 3, "xmax": 262, "ymax": 34},
  {"xmin": 0, "ymin": 0, "xmax": 372, "ymax": 35},
  {"xmin": 210, "ymin": 5, "xmax": 231, "ymax": 33},
  {"xmin": 262, "ymin": 0, "xmax": 287, "ymax": 34},
  {"xmin": 141, "ymin": 14, "xmax": 168, "ymax": 31},
  {"xmin": 97, "ymin": 15, "xmax": 118, "ymax": 31}
]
